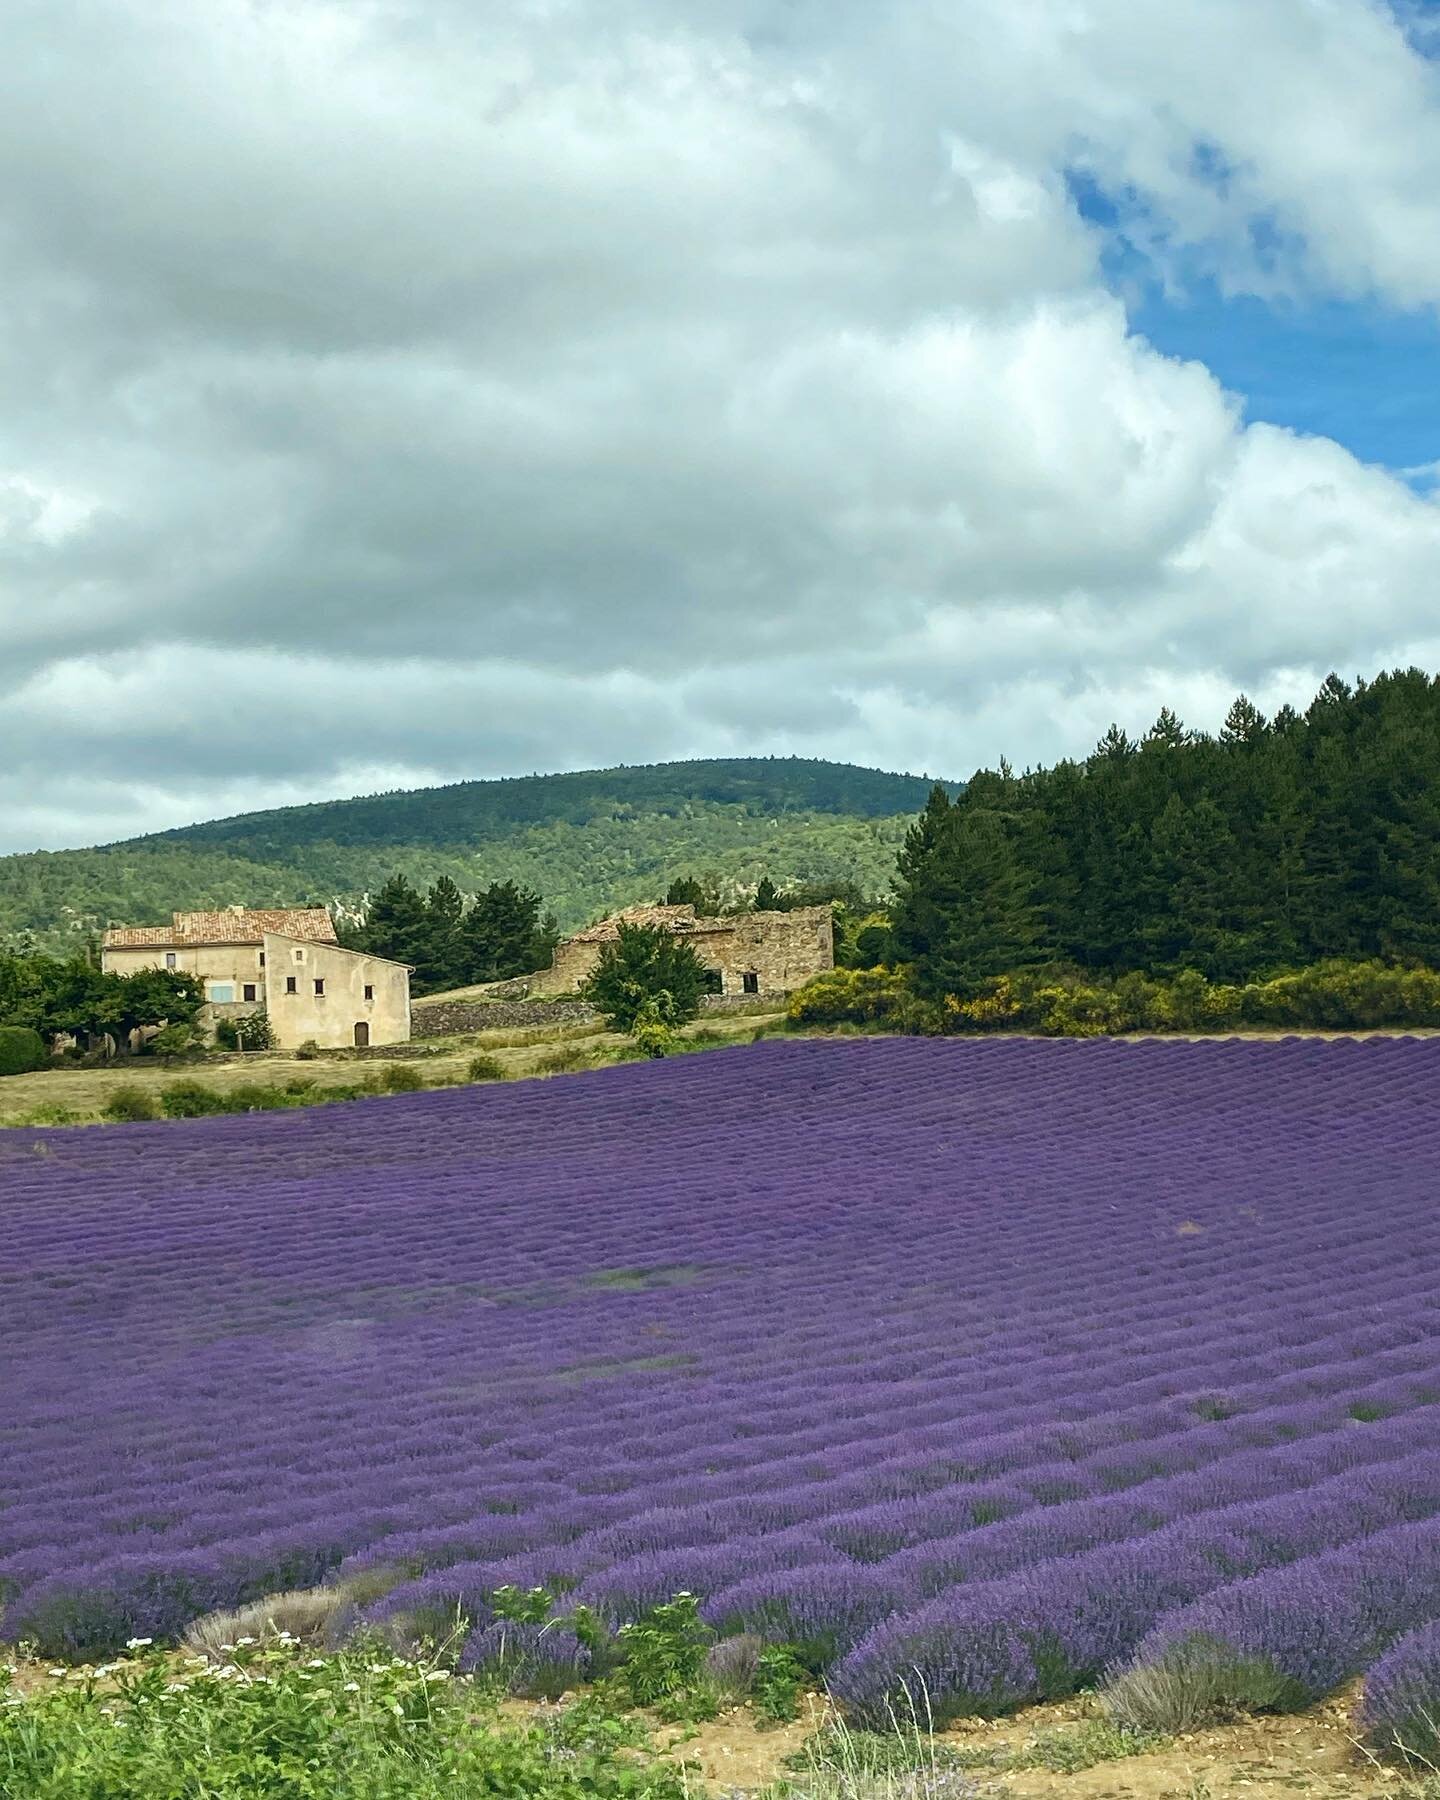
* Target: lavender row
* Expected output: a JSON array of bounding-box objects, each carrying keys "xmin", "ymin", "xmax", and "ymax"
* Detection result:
[
  {"xmin": 1121, "ymin": 1514, "xmax": 1440, "ymax": 1716},
  {"xmin": 825, "ymin": 1448, "xmax": 1440, "ymax": 1720},
  {"xmin": 7, "ymin": 1037, "xmax": 1440, "ymax": 1655}
]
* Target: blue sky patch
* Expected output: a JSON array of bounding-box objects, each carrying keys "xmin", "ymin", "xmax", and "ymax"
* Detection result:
[{"xmin": 1066, "ymin": 166, "xmax": 1440, "ymax": 479}]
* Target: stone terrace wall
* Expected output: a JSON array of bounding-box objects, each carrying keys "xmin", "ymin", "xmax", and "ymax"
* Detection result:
[
  {"xmin": 414, "ymin": 999, "xmax": 600, "ymax": 1035},
  {"xmin": 411, "ymin": 993, "xmax": 773, "ymax": 1038}
]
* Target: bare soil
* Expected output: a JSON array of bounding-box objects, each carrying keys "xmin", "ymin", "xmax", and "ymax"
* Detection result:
[{"xmin": 668, "ymin": 1691, "xmax": 1413, "ymax": 1798}]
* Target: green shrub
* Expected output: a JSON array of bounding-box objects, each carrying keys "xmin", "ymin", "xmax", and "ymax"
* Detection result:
[
  {"xmin": 630, "ymin": 1002, "xmax": 675, "ymax": 1059},
  {"xmin": 104, "ymin": 1087, "xmax": 160, "ymax": 1123},
  {"xmin": 537, "ymin": 1045, "xmax": 592, "ymax": 1075},
  {"xmin": 751, "ymin": 1643, "xmax": 806, "ymax": 1723},
  {"xmin": 379, "ymin": 1063, "xmax": 425, "ymax": 1093},
  {"xmin": 148, "ymin": 1021, "xmax": 207, "ymax": 1059},
  {"xmin": 615, "ymin": 1592, "xmax": 713, "ymax": 1709},
  {"xmin": 825, "ymin": 959, "xmax": 1440, "ymax": 1040},
  {"xmin": 160, "ymin": 1080, "xmax": 228, "ymax": 1118},
  {"xmin": 579, "ymin": 923, "xmax": 710, "ymax": 1033},
  {"xmin": 787, "ymin": 968, "xmax": 909, "ymax": 1028},
  {"xmin": 467, "ymin": 1054, "xmax": 506, "ymax": 1081},
  {"xmin": 294, "ymin": 1039, "xmax": 322, "ymax": 1061},
  {"xmin": 215, "ymin": 1011, "xmax": 275, "ymax": 1051},
  {"xmin": 0, "ymin": 1025, "xmax": 48, "ymax": 1075},
  {"xmin": 226, "ymin": 1084, "xmax": 289, "ymax": 1112}
]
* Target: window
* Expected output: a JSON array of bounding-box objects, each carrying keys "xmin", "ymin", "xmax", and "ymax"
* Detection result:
[
  {"xmin": 293, "ymin": 948, "xmax": 305, "ymax": 963},
  {"xmin": 165, "ymin": 952, "xmax": 177, "ymax": 969},
  {"xmin": 258, "ymin": 952, "xmax": 265, "ymax": 967},
  {"xmin": 209, "ymin": 983, "xmax": 234, "ymax": 1004},
  {"xmin": 242, "ymin": 983, "xmax": 257, "ymax": 1002},
  {"xmin": 742, "ymin": 972, "xmax": 760, "ymax": 995},
  {"xmin": 314, "ymin": 978, "xmax": 325, "ymax": 996},
  {"xmin": 285, "ymin": 976, "xmax": 297, "ymax": 995},
  {"xmin": 363, "ymin": 984, "xmax": 374, "ymax": 1001}
]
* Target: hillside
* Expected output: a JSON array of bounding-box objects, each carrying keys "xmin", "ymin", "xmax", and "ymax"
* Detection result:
[{"xmin": 0, "ymin": 757, "xmax": 940, "ymax": 948}]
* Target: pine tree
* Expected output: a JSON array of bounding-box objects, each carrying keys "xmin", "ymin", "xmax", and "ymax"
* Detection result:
[
  {"xmin": 755, "ymin": 876, "xmax": 780, "ymax": 912},
  {"xmin": 420, "ymin": 876, "xmax": 467, "ymax": 991},
  {"xmin": 1221, "ymin": 694, "xmax": 1268, "ymax": 746},
  {"xmin": 904, "ymin": 807, "xmax": 1042, "ymax": 999},
  {"xmin": 456, "ymin": 882, "xmax": 554, "ymax": 985},
  {"xmin": 890, "ymin": 783, "xmax": 954, "ymax": 971},
  {"xmin": 358, "ymin": 876, "xmax": 432, "ymax": 974}
]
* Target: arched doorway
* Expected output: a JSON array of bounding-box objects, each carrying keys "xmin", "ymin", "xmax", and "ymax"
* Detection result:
[{"xmin": 353, "ymin": 1020, "xmax": 370, "ymax": 1048}]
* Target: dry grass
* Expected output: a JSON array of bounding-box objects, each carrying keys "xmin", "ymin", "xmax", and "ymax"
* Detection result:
[
  {"xmin": 180, "ymin": 1588, "xmax": 353, "ymax": 1659},
  {"xmin": 0, "ymin": 1012, "xmax": 785, "ymax": 1126}
]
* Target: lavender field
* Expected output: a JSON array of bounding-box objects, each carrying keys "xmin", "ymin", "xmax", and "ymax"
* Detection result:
[{"xmin": 7, "ymin": 1037, "xmax": 1440, "ymax": 1722}]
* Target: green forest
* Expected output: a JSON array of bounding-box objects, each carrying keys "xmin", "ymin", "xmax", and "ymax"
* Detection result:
[
  {"xmin": 891, "ymin": 667, "xmax": 1440, "ymax": 992},
  {"xmin": 0, "ymin": 759, "xmax": 934, "ymax": 952}
]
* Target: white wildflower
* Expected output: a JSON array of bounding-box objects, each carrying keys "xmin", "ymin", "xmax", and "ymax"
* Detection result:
[
  {"xmin": 307, "ymin": 1658, "xmax": 326, "ymax": 1669},
  {"xmin": 124, "ymin": 1637, "xmax": 153, "ymax": 1650},
  {"xmin": 343, "ymin": 1681, "xmax": 360, "ymax": 1692}
]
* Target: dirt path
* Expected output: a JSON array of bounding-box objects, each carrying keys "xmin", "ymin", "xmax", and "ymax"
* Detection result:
[{"xmin": 670, "ymin": 1691, "xmax": 1411, "ymax": 1798}]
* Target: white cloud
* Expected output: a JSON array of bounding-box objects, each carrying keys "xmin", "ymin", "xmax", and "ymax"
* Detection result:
[{"xmin": 0, "ymin": 0, "xmax": 1439, "ymax": 850}]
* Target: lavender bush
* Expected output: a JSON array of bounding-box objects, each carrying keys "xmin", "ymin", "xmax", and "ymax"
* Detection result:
[
  {"xmin": 7, "ymin": 1034, "xmax": 1440, "ymax": 1719},
  {"xmin": 1358, "ymin": 1618, "xmax": 1440, "ymax": 1765}
]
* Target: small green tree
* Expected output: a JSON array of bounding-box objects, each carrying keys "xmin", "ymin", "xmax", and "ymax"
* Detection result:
[
  {"xmin": 581, "ymin": 923, "xmax": 710, "ymax": 1033},
  {"xmin": 754, "ymin": 875, "xmax": 780, "ymax": 911}
]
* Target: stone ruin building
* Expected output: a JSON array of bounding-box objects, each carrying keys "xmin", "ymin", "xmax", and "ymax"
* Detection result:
[{"xmin": 532, "ymin": 903, "xmax": 834, "ymax": 999}]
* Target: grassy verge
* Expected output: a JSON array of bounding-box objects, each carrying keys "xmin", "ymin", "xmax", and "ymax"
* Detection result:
[{"xmin": 0, "ymin": 1012, "xmax": 785, "ymax": 1127}]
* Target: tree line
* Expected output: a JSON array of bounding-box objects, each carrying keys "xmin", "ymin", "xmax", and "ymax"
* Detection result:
[
  {"xmin": 890, "ymin": 668, "xmax": 1440, "ymax": 997},
  {"xmin": 340, "ymin": 876, "xmax": 558, "ymax": 996}
]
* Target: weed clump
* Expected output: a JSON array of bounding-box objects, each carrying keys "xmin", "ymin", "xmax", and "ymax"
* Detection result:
[
  {"xmin": 104, "ymin": 1088, "xmax": 160, "ymax": 1123},
  {"xmin": 1102, "ymin": 1638, "xmax": 1302, "ymax": 1735},
  {"xmin": 0, "ymin": 1639, "xmax": 691, "ymax": 1798}
]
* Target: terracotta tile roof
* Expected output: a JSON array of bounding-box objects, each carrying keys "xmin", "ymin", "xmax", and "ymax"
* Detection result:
[
  {"xmin": 102, "ymin": 908, "xmax": 338, "ymax": 950},
  {"xmin": 565, "ymin": 904, "xmax": 731, "ymax": 945}
]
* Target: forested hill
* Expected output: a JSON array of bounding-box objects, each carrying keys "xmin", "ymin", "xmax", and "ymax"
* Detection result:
[{"xmin": 0, "ymin": 757, "xmax": 941, "ymax": 949}]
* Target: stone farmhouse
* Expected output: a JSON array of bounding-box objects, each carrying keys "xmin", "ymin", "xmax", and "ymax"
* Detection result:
[
  {"xmin": 101, "ymin": 907, "xmax": 411, "ymax": 1050},
  {"xmin": 531, "ymin": 903, "xmax": 834, "ymax": 999}
]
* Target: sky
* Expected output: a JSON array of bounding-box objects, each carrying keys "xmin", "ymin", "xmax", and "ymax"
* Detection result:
[{"xmin": 4, "ymin": 0, "xmax": 1440, "ymax": 852}]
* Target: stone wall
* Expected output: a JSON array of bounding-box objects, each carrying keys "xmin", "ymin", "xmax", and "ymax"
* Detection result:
[
  {"xmin": 707, "ymin": 906, "xmax": 835, "ymax": 996},
  {"xmin": 413, "ymin": 998, "xmax": 600, "ymax": 1035},
  {"xmin": 411, "ymin": 993, "xmax": 775, "ymax": 1039}
]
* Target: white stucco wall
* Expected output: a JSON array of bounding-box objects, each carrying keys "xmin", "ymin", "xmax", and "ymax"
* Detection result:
[{"xmin": 262, "ymin": 933, "xmax": 411, "ymax": 1049}]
